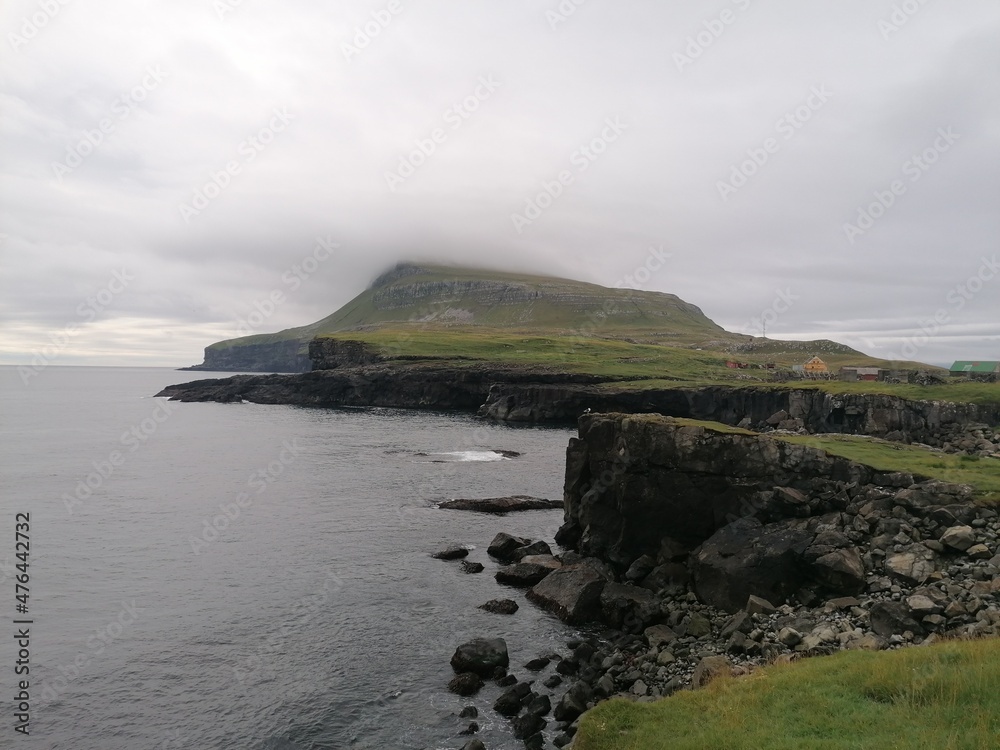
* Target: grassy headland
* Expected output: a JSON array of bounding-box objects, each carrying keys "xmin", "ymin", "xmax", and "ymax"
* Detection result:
[
  {"xmin": 657, "ymin": 418, "xmax": 1000, "ymax": 504},
  {"xmin": 573, "ymin": 637, "xmax": 1000, "ymax": 750}
]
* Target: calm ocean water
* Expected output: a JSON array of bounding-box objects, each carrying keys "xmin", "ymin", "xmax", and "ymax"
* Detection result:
[{"xmin": 0, "ymin": 366, "xmax": 578, "ymax": 749}]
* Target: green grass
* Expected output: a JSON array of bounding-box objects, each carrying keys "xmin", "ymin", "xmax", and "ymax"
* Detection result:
[
  {"xmin": 573, "ymin": 638, "xmax": 1000, "ymax": 750},
  {"xmin": 632, "ymin": 416, "xmax": 999, "ymax": 503},
  {"xmin": 316, "ymin": 327, "xmax": 740, "ymax": 380},
  {"xmin": 313, "ymin": 326, "xmax": 960, "ymax": 386},
  {"xmin": 602, "ymin": 378, "xmax": 1000, "ymax": 407},
  {"xmin": 773, "ymin": 432, "xmax": 1000, "ymax": 504}
]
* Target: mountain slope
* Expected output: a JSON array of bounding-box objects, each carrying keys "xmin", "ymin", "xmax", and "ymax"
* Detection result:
[
  {"xmin": 190, "ymin": 261, "xmax": 910, "ymax": 378},
  {"xmin": 194, "ymin": 262, "xmax": 753, "ymax": 371}
]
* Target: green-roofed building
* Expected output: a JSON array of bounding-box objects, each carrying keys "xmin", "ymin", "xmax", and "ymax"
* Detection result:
[{"xmin": 950, "ymin": 361, "xmax": 1000, "ymax": 377}]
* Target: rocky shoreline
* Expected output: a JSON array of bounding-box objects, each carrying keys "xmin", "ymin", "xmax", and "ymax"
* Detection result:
[
  {"xmin": 157, "ymin": 366, "xmax": 1000, "ymax": 451},
  {"xmin": 436, "ymin": 413, "xmax": 1000, "ymax": 750}
]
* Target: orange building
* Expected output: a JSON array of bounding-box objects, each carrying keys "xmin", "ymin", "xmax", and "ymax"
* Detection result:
[{"xmin": 803, "ymin": 356, "xmax": 828, "ymax": 374}]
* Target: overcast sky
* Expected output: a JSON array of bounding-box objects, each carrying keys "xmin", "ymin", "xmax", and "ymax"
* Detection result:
[{"xmin": 2, "ymin": 0, "xmax": 998, "ymax": 369}]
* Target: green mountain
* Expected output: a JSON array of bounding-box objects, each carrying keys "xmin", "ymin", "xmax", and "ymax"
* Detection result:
[{"xmin": 189, "ymin": 261, "xmax": 876, "ymax": 375}]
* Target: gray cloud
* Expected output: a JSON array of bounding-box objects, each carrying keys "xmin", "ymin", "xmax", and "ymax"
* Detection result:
[{"xmin": 1, "ymin": 0, "xmax": 998, "ymax": 368}]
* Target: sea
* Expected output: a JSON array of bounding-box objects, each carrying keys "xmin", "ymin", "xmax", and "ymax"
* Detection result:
[{"xmin": 0, "ymin": 366, "xmax": 580, "ymax": 750}]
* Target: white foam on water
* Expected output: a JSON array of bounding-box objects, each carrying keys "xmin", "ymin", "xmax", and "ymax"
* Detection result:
[{"xmin": 432, "ymin": 450, "xmax": 508, "ymax": 462}]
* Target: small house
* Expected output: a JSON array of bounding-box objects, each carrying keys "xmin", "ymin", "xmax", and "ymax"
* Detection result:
[
  {"xmin": 840, "ymin": 366, "xmax": 881, "ymax": 382},
  {"xmin": 803, "ymin": 356, "xmax": 828, "ymax": 375},
  {"xmin": 950, "ymin": 361, "xmax": 1000, "ymax": 376},
  {"xmin": 950, "ymin": 361, "xmax": 1000, "ymax": 381}
]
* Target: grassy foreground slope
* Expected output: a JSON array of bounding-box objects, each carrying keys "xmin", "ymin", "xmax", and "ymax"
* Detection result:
[{"xmin": 573, "ymin": 638, "xmax": 1000, "ymax": 750}]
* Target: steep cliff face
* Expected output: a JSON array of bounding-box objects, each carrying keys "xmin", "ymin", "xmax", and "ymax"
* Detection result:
[
  {"xmin": 308, "ymin": 338, "xmax": 384, "ymax": 370},
  {"xmin": 555, "ymin": 413, "xmax": 985, "ymax": 612},
  {"xmin": 479, "ymin": 383, "xmax": 1000, "ymax": 440},
  {"xmin": 557, "ymin": 413, "xmax": 881, "ymax": 567},
  {"xmin": 184, "ymin": 340, "xmax": 310, "ymax": 373},
  {"xmin": 157, "ymin": 363, "xmax": 606, "ymax": 409}
]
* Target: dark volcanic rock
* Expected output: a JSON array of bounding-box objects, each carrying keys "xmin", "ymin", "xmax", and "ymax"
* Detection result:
[
  {"xmin": 527, "ymin": 564, "xmax": 608, "ymax": 624},
  {"xmin": 870, "ymin": 601, "xmax": 926, "ymax": 638},
  {"xmin": 691, "ymin": 518, "xmax": 814, "ymax": 613},
  {"xmin": 487, "ymin": 533, "xmax": 533, "ymax": 562},
  {"xmin": 479, "ymin": 599, "xmax": 519, "ymax": 615},
  {"xmin": 432, "ymin": 544, "xmax": 469, "ymax": 560},
  {"xmin": 451, "ymin": 639, "xmax": 509, "ymax": 677},
  {"xmin": 600, "ymin": 582, "xmax": 658, "ymax": 631},
  {"xmin": 494, "ymin": 682, "xmax": 532, "ymax": 716},
  {"xmin": 461, "ymin": 561, "xmax": 485, "ymax": 574},
  {"xmin": 439, "ymin": 496, "xmax": 563, "ymax": 513},
  {"xmin": 495, "ymin": 562, "xmax": 556, "ymax": 587},
  {"xmin": 511, "ymin": 540, "xmax": 553, "ymax": 560},
  {"xmin": 512, "ymin": 713, "xmax": 546, "ymax": 739},
  {"xmin": 559, "ymin": 414, "xmax": 878, "ymax": 568},
  {"xmin": 448, "ymin": 672, "xmax": 484, "ymax": 696},
  {"xmin": 553, "ymin": 681, "xmax": 592, "ymax": 722}
]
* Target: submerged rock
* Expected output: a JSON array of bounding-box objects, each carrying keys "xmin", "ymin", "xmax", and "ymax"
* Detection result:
[
  {"xmin": 479, "ymin": 599, "xmax": 519, "ymax": 615},
  {"xmin": 432, "ymin": 544, "xmax": 469, "ymax": 560},
  {"xmin": 439, "ymin": 496, "xmax": 563, "ymax": 513}
]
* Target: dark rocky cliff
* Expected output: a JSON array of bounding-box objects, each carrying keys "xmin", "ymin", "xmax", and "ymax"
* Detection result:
[
  {"xmin": 555, "ymin": 413, "xmax": 989, "ymax": 613},
  {"xmin": 183, "ymin": 340, "xmax": 310, "ymax": 373},
  {"xmin": 156, "ymin": 363, "xmax": 606, "ymax": 410},
  {"xmin": 557, "ymin": 413, "xmax": 883, "ymax": 568},
  {"xmin": 478, "ymin": 382, "xmax": 1000, "ymax": 441}
]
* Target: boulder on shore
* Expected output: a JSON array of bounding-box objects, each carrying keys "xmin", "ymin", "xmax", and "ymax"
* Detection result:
[
  {"xmin": 527, "ymin": 563, "xmax": 608, "ymax": 624},
  {"xmin": 495, "ymin": 562, "xmax": 557, "ymax": 587},
  {"xmin": 691, "ymin": 518, "xmax": 813, "ymax": 613},
  {"xmin": 450, "ymin": 638, "xmax": 509, "ymax": 676},
  {"xmin": 487, "ymin": 532, "xmax": 532, "ymax": 562}
]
